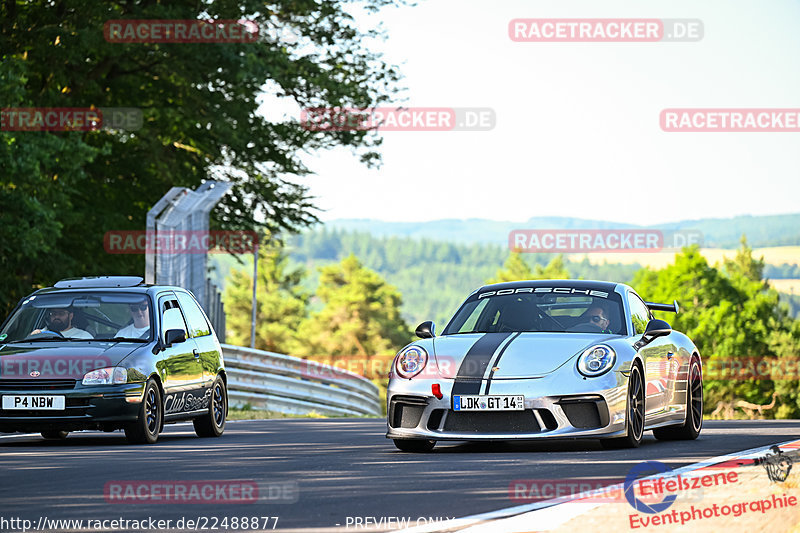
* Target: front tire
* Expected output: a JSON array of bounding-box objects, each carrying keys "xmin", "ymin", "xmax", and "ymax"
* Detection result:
[
  {"xmin": 601, "ymin": 363, "xmax": 645, "ymax": 449},
  {"xmin": 393, "ymin": 439, "xmax": 436, "ymax": 452},
  {"xmin": 125, "ymin": 379, "xmax": 162, "ymax": 444},
  {"xmin": 193, "ymin": 376, "xmax": 227, "ymax": 438},
  {"xmin": 654, "ymin": 358, "xmax": 703, "ymax": 441}
]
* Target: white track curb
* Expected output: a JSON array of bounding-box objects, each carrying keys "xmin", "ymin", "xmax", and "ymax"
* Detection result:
[{"xmin": 398, "ymin": 438, "xmax": 800, "ymax": 533}]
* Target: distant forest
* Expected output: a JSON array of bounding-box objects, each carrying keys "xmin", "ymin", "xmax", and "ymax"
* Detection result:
[
  {"xmin": 327, "ymin": 213, "xmax": 800, "ymax": 248},
  {"xmin": 211, "ymin": 227, "xmax": 800, "ymax": 327}
]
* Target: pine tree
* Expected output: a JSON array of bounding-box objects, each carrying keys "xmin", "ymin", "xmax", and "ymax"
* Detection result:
[
  {"xmin": 295, "ymin": 255, "xmax": 412, "ymax": 359},
  {"xmin": 487, "ymin": 253, "xmax": 570, "ymax": 284},
  {"xmin": 223, "ymin": 244, "xmax": 308, "ymax": 354}
]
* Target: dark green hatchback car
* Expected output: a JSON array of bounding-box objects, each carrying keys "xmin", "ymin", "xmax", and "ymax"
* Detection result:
[{"xmin": 0, "ymin": 276, "xmax": 227, "ymax": 444}]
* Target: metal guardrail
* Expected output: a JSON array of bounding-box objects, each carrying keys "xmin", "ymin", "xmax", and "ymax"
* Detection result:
[{"xmin": 222, "ymin": 344, "xmax": 383, "ymax": 417}]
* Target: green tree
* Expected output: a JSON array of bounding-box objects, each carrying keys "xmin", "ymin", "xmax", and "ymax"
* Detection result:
[
  {"xmin": 296, "ymin": 255, "xmax": 411, "ymax": 359},
  {"xmin": 724, "ymin": 236, "xmax": 766, "ymax": 283},
  {"xmin": 534, "ymin": 254, "xmax": 570, "ymax": 280},
  {"xmin": 633, "ymin": 243, "xmax": 800, "ymax": 417},
  {"xmin": 770, "ymin": 320, "xmax": 800, "ymax": 418},
  {"xmin": 487, "ymin": 253, "xmax": 570, "ymax": 284},
  {"xmin": 0, "ymin": 0, "xmax": 405, "ymax": 316},
  {"xmin": 486, "ymin": 253, "xmax": 533, "ymax": 284},
  {"xmin": 223, "ymin": 243, "xmax": 308, "ymax": 354}
]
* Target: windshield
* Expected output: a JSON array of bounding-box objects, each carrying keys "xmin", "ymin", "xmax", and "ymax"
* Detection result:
[
  {"xmin": 442, "ymin": 288, "xmax": 626, "ymax": 335},
  {"xmin": 0, "ymin": 291, "xmax": 153, "ymax": 343}
]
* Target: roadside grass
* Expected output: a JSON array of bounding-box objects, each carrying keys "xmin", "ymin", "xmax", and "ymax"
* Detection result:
[
  {"xmin": 228, "ymin": 409, "xmax": 381, "ymax": 420},
  {"xmin": 227, "ymin": 408, "xmax": 328, "ymax": 420},
  {"xmin": 227, "ymin": 402, "xmax": 385, "ymax": 420}
]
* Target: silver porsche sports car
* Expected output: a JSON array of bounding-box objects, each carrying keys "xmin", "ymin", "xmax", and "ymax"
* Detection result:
[{"xmin": 386, "ymin": 280, "xmax": 703, "ymax": 452}]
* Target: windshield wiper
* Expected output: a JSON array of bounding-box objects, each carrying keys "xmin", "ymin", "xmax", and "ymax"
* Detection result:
[
  {"xmin": 107, "ymin": 337, "xmax": 148, "ymax": 343},
  {"xmin": 13, "ymin": 337, "xmax": 97, "ymax": 343}
]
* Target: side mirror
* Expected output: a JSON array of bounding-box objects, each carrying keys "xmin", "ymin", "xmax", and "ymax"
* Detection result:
[
  {"xmin": 415, "ymin": 321, "xmax": 435, "ymax": 339},
  {"xmin": 633, "ymin": 319, "xmax": 672, "ymax": 350},
  {"xmin": 164, "ymin": 329, "xmax": 186, "ymax": 347},
  {"xmin": 644, "ymin": 319, "xmax": 672, "ymax": 338}
]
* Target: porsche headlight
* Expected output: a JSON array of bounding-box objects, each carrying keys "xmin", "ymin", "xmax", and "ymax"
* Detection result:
[
  {"xmin": 395, "ymin": 346, "xmax": 428, "ymax": 379},
  {"xmin": 577, "ymin": 345, "xmax": 616, "ymax": 377},
  {"xmin": 82, "ymin": 366, "xmax": 128, "ymax": 385}
]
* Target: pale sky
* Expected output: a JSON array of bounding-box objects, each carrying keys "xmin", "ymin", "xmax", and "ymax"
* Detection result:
[{"xmin": 279, "ymin": 0, "xmax": 800, "ymax": 225}]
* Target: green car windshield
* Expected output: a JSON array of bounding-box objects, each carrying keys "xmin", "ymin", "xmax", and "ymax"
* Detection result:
[{"xmin": 0, "ymin": 292, "xmax": 153, "ymax": 343}]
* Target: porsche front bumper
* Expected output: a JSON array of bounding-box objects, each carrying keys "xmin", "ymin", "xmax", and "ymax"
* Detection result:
[{"xmin": 386, "ymin": 370, "xmax": 630, "ymax": 441}]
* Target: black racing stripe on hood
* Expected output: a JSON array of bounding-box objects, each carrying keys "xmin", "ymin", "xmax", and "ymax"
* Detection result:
[
  {"xmin": 451, "ymin": 332, "xmax": 513, "ymax": 396},
  {"xmin": 483, "ymin": 332, "xmax": 521, "ymax": 394}
]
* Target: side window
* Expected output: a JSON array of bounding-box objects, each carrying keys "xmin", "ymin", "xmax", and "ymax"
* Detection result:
[
  {"xmin": 489, "ymin": 310, "xmax": 500, "ymax": 328},
  {"xmin": 457, "ymin": 299, "xmax": 488, "ymax": 333},
  {"xmin": 159, "ymin": 294, "xmax": 188, "ymax": 338},
  {"xmin": 176, "ymin": 292, "xmax": 211, "ymax": 338},
  {"xmin": 628, "ymin": 294, "xmax": 651, "ymax": 335}
]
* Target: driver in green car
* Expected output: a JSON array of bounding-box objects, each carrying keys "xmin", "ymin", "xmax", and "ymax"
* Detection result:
[{"xmin": 31, "ymin": 307, "xmax": 93, "ymax": 339}]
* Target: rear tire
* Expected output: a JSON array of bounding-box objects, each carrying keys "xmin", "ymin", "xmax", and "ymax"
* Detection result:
[
  {"xmin": 194, "ymin": 376, "xmax": 227, "ymax": 438},
  {"xmin": 125, "ymin": 379, "xmax": 162, "ymax": 444},
  {"xmin": 393, "ymin": 439, "xmax": 436, "ymax": 452},
  {"xmin": 601, "ymin": 363, "xmax": 645, "ymax": 449},
  {"xmin": 654, "ymin": 358, "xmax": 703, "ymax": 441},
  {"xmin": 41, "ymin": 430, "xmax": 68, "ymax": 440}
]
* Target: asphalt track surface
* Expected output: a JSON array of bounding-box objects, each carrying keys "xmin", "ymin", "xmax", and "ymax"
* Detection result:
[{"xmin": 1, "ymin": 419, "xmax": 799, "ymax": 532}]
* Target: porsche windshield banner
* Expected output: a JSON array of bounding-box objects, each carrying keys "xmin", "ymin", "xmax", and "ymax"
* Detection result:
[{"xmin": 477, "ymin": 287, "xmax": 610, "ymax": 299}]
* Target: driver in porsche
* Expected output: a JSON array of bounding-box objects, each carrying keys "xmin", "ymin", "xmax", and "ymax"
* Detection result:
[{"xmin": 578, "ymin": 304, "xmax": 613, "ymax": 333}]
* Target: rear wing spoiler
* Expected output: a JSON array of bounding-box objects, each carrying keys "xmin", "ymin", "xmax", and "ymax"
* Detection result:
[{"xmin": 646, "ymin": 300, "xmax": 680, "ymax": 314}]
